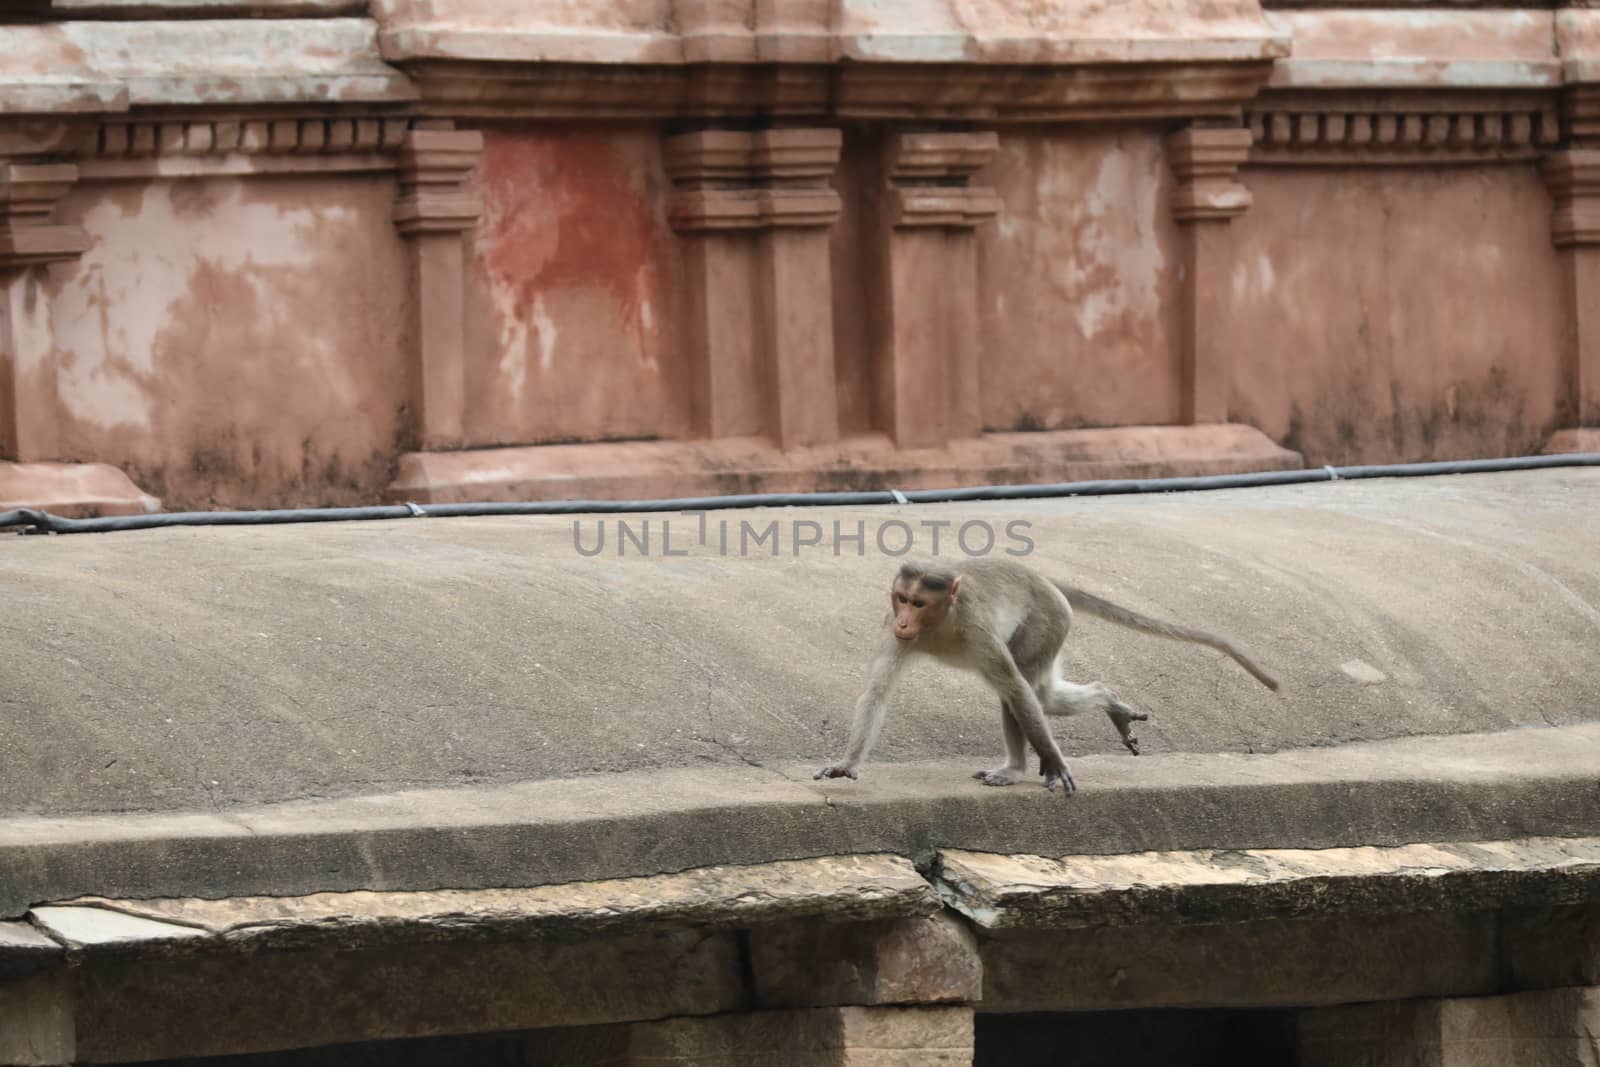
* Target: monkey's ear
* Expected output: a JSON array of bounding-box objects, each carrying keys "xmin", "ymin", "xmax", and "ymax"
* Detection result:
[{"xmin": 949, "ymin": 576, "xmax": 961, "ymax": 600}]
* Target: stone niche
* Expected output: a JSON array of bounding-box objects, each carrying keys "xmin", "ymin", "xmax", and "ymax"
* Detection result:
[{"xmin": 3, "ymin": 1, "xmax": 1598, "ymax": 511}]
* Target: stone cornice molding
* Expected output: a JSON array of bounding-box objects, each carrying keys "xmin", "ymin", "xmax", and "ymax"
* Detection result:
[
  {"xmin": 373, "ymin": 0, "xmax": 1286, "ymax": 122},
  {"xmin": 0, "ymin": 18, "xmax": 413, "ymax": 116},
  {"xmin": 666, "ymin": 129, "xmax": 842, "ymax": 233},
  {"xmin": 1265, "ymin": 10, "xmax": 1563, "ymax": 93},
  {"xmin": 374, "ymin": 2, "xmax": 1289, "ymax": 70},
  {"xmin": 885, "ymin": 132, "xmax": 1001, "ymax": 230},
  {"xmin": 1168, "ymin": 128, "xmax": 1253, "ymax": 222},
  {"xmin": 1542, "ymin": 149, "xmax": 1600, "ymax": 246},
  {"xmin": 0, "ymin": 162, "xmax": 88, "ymax": 270},
  {"xmin": 1246, "ymin": 96, "xmax": 1563, "ymax": 165},
  {"xmin": 74, "ymin": 116, "xmax": 412, "ymax": 180}
]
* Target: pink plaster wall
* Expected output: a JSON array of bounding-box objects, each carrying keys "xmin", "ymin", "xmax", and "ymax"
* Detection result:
[
  {"xmin": 462, "ymin": 127, "xmax": 687, "ymax": 447},
  {"xmin": 975, "ymin": 129, "xmax": 1185, "ymax": 433},
  {"xmin": 1224, "ymin": 166, "xmax": 1567, "ymax": 465},
  {"xmin": 46, "ymin": 176, "xmax": 410, "ymax": 510}
]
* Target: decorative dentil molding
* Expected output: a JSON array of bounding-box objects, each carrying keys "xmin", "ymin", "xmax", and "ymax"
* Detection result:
[
  {"xmin": 1168, "ymin": 127, "xmax": 1253, "ymax": 223},
  {"xmin": 1246, "ymin": 104, "xmax": 1562, "ymax": 165},
  {"xmin": 0, "ymin": 163, "xmax": 88, "ymax": 270},
  {"xmin": 74, "ymin": 116, "xmax": 414, "ymax": 180},
  {"xmin": 665, "ymin": 129, "xmax": 843, "ymax": 233},
  {"xmin": 885, "ymin": 132, "xmax": 1000, "ymax": 230}
]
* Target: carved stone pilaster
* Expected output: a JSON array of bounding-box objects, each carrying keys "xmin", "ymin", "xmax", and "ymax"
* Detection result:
[
  {"xmin": 1541, "ymin": 150, "xmax": 1600, "ymax": 433},
  {"xmin": 1543, "ymin": 150, "xmax": 1600, "ymax": 249},
  {"xmin": 666, "ymin": 128, "xmax": 842, "ymax": 449},
  {"xmin": 872, "ymin": 131, "xmax": 999, "ymax": 449},
  {"xmin": 1169, "ymin": 128, "xmax": 1253, "ymax": 223},
  {"xmin": 886, "ymin": 133, "xmax": 1001, "ymax": 231},
  {"xmin": 1168, "ymin": 127, "xmax": 1252, "ymax": 425},
  {"xmin": 0, "ymin": 163, "xmax": 88, "ymax": 271},
  {"xmin": 0, "ymin": 161, "xmax": 88, "ymax": 463},
  {"xmin": 393, "ymin": 127, "xmax": 482, "ymax": 450}
]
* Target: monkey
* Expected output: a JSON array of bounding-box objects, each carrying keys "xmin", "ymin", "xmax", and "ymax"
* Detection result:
[{"xmin": 813, "ymin": 557, "xmax": 1279, "ymax": 795}]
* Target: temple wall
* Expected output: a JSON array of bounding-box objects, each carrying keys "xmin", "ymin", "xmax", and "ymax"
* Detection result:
[
  {"xmin": 462, "ymin": 127, "xmax": 689, "ymax": 449},
  {"xmin": 1, "ymin": 1, "xmax": 1596, "ymax": 513},
  {"xmin": 1225, "ymin": 165, "xmax": 1569, "ymax": 465},
  {"xmin": 44, "ymin": 175, "xmax": 411, "ymax": 509},
  {"xmin": 976, "ymin": 128, "xmax": 1186, "ymax": 434}
]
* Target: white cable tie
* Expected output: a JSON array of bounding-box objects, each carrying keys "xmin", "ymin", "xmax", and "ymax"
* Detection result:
[
  {"xmin": 405, "ymin": 501, "xmax": 427, "ymax": 517},
  {"xmin": 889, "ymin": 489, "xmax": 910, "ymax": 505},
  {"xmin": 1323, "ymin": 466, "xmax": 1339, "ymax": 481}
]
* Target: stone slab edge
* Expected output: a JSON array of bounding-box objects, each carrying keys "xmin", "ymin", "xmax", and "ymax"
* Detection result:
[
  {"xmin": 0, "ymin": 461, "xmax": 160, "ymax": 519},
  {"xmin": 9, "ymin": 854, "xmax": 935, "ymax": 966},
  {"xmin": 1, "ymin": 725, "xmax": 1598, "ymax": 918},
  {"xmin": 935, "ymin": 836, "xmax": 1600, "ymax": 930}
]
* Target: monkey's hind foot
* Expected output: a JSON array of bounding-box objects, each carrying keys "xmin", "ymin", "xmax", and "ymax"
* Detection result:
[
  {"xmin": 973, "ymin": 766, "xmax": 1027, "ymax": 787},
  {"xmin": 1042, "ymin": 765, "xmax": 1077, "ymax": 795},
  {"xmin": 814, "ymin": 765, "xmax": 858, "ymax": 781},
  {"xmin": 1107, "ymin": 702, "xmax": 1151, "ymax": 756}
]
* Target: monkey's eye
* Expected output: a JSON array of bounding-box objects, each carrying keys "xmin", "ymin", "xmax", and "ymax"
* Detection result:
[{"xmin": 912, "ymin": 600, "xmax": 925, "ymax": 609}]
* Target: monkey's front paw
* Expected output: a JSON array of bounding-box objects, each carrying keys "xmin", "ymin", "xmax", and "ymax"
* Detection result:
[{"xmin": 814, "ymin": 765, "xmax": 858, "ymax": 781}]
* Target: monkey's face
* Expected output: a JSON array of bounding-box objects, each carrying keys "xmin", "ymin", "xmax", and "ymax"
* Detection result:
[{"xmin": 890, "ymin": 578, "xmax": 955, "ymax": 644}]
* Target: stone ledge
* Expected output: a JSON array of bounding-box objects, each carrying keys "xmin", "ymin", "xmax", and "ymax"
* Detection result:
[
  {"xmin": 936, "ymin": 836, "xmax": 1600, "ymax": 930},
  {"xmin": 387, "ymin": 425, "xmax": 1303, "ymax": 505},
  {"xmin": 2, "ymin": 724, "xmax": 1597, "ymax": 919},
  {"xmin": 0, "ymin": 462, "xmax": 159, "ymax": 520},
  {"xmin": 373, "ymin": 1, "xmax": 1288, "ymax": 67},
  {"xmin": 51, "ymin": 0, "xmax": 366, "ymax": 16},
  {"xmin": 0, "ymin": 923, "xmax": 60, "ymax": 984},
  {"xmin": 1265, "ymin": 10, "xmax": 1563, "ymax": 91},
  {"xmin": 21, "ymin": 854, "xmax": 936, "ymax": 962},
  {"xmin": 0, "ymin": 20, "xmax": 416, "ymax": 108}
]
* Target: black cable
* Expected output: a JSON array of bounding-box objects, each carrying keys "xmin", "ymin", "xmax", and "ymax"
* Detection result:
[{"xmin": 2, "ymin": 452, "xmax": 1597, "ymax": 536}]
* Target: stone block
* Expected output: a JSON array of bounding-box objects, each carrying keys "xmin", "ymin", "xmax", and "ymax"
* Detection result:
[
  {"xmin": 749, "ymin": 913, "xmax": 981, "ymax": 1008},
  {"xmin": 1299, "ymin": 987, "xmax": 1600, "ymax": 1067},
  {"xmin": 980, "ymin": 910, "xmax": 1498, "ymax": 1014},
  {"xmin": 1501, "ymin": 904, "xmax": 1600, "ymax": 991},
  {"xmin": 525, "ymin": 1005, "xmax": 974, "ymax": 1066},
  {"xmin": 67, "ymin": 929, "xmax": 741, "ymax": 1063},
  {"xmin": 0, "ymin": 974, "xmax": 72, "ymax": 1067},
  {"xmin": 0, "ymin": 923, "xmax": 62, "ymax": 984}
]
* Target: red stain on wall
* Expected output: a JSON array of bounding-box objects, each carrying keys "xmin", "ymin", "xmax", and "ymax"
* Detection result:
[{"xmin": 474, "ymin": 131, "xmax": 664, "ymax": 365}]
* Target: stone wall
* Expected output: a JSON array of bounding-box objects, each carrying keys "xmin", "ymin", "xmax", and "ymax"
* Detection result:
[{"xmin": 1, "ymin": 1, "xmax": 1597, "ymax": 513}]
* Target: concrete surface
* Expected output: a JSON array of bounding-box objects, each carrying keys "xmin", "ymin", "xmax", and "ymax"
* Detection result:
[
  {"xmin": 2, "ymin": 468, "xmax": 1598, "ymax": 910},
  {"xmin": 1, "ymin": 722, "xmax": 1597, "ymax": 917},
  {"xmin": 3, "ymin": 468, "xmax": 1597, "ymax": 815}
]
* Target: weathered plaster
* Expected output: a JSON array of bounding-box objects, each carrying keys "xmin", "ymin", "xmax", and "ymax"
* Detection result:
[
  {"xmin": 372, "ymin": 0, "xmax": 1287, "ymax": 67},
  {"xmin": 977, "ymin": 130, "xmax": 1182, "ymax": 432},
  {"xmin": 838, "ymin": 0, "xmax": 1287, "ymax": 65},
  {"xmin": 3, "ymin": 20, "xmax": 415, "ymax": 107},
  {"xmin": 462, "ymin": 128, "xmax": 686, "ymax": 447},
  {"xmin": 55, "ymin": 0, "xmax": 367, "ymax": 15},
  {"xmin": 46, "ymin": 177, "xmax": 409, "ymax": 509},
  {"xmin": 1225, "ymin": 166, "xmax": 1566, "ymax": 464},
  {"xmin": 1558, "ymin": 9, "xmax": 1600, "ymax": 84},
  {"xmin": 1266, "ymin": 10, "xmax": 1561, "ymax": 90}
]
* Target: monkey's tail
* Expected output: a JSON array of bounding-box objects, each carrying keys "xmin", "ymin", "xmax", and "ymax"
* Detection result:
[{"xmin": 1054, "ymin": 583, "xmax": 1281, "ymax": 692}]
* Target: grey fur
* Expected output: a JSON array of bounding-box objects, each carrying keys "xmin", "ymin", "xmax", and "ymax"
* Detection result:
[{"xmin": 814, "ymin": 557, "xmax": 1278, "ymax": 794}]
